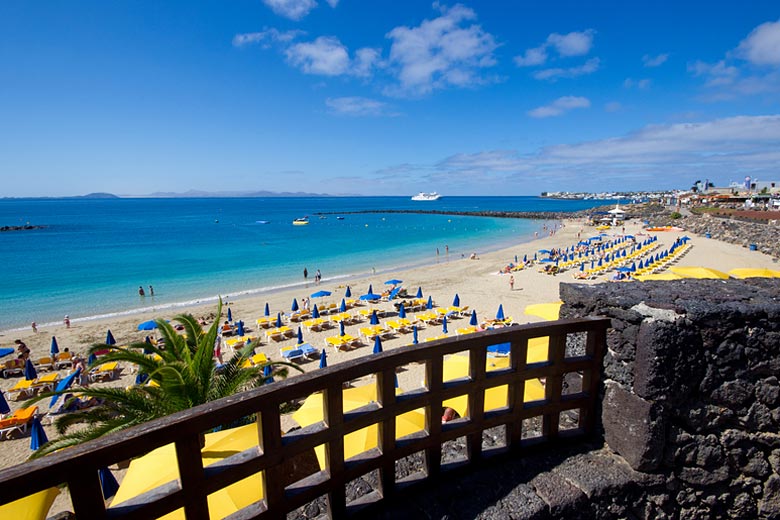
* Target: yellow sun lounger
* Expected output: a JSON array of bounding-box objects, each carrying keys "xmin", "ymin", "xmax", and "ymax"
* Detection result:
[{"xmin": 0, "ymin": 405, "xmax": 39, "ymax": 439}]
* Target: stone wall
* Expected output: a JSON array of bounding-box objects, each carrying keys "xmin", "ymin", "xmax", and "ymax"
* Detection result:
[{"xmin": 561, "ymin": 279, "xmax": 780, "ymax": 519}]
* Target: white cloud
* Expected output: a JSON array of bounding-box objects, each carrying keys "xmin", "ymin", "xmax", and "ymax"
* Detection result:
[
  {"xmin": 263, "ymin": 0, "xmax": 317, "ymax": 21},
  {"xmin": 324, "ymin": 0, "xmax": 339, "ymax": 6},
  {"xmin": 325, "ymin": 97, "xmax": 395, "ymax": 116},
  {"xmin": 384, "ymin": 3, "xmax": 499, "ymax": 96},
  {"xmin": 379, "ymin": 115, "xmax": 780, "ymax": 193},
  {"xmin": 285, "ymin": 36, "xmax": 352, "ymax": 76},
  {"xmin": 546, "ymin": 30, "xmax": 595, "ymax": 56},
  {"xmin": 624, "ymin": 78, "xmax": 651, "ymax": 89},
  {"xmin": 736, "ymin": 19, "xmax": 780, "ymax": 66},
  {"xmin": 514, "ymin": 46, "xmax": 547, "ymax": 67},
  {"xmin": 605, "ymin": 101, "xmax": 622, "ymax": 112},
  {"xmin": 528, "ymin": 96, "xmax": 590, "ymax": 118},
  {"xmin": 642, "ymin": 53, "xmax": 668, "ymax": 67},
  {"xmin": 232, "ymin": 28, "xmax": 304, "ymax": 48},
  {"xmin": 688, "ymin": 59, "xmax": 740, "ymax": 86},
  {"xmin": 533, "ymin": 57, "xmax": 600, "ymax": 81}
]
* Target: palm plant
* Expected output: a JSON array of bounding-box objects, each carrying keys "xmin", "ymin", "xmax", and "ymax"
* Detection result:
[{"xmin": 29, "ymin": 303, "xmax": 300, "ymax": 458}]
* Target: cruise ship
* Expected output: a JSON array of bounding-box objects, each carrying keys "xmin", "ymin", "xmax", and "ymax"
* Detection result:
[{"xmin": 411, "ymin": 192, "xmax": 441, "ymax": 201}]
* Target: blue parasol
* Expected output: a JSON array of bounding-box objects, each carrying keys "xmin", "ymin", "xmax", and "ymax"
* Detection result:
[
  {"xmin": 135, "ymin": 372, "xmax": 149, "ymax": 385},
  {"xmin": 339, "ymin": 299, "xmax": 347, "ymax": 312},
  {"xmin": 99, "ymin": 467, "xmax": 120, "ymax": 500},
  {"xmin": 105, "ymin": 329, "xmax": 116, "ymax": 346},
  {"xmin": 442, "ymin": 316, "xmax": 448, "ymax": 334},
  {"xmin": 291, "ymin": 299, "xmax": 299, "ymax": 312},
  {"xmin": 227, "ymin": 308, "xmax": 233, "ymax": 323},
  {"xmin": 470, "ymin": 310, "xmax": 478, "ymax": 326},
  {"xmin": 496, "ymin": 304, "xmax": 505, "ymax": 321},
  {"xmin": 373, "ymin": 336, "xmax": 383, "ymax": 354},
  {"xmin": 312, "ymin": 305, "xmax": 320, "ymax": 318},
  {"xmin": 49, "ymin": 368, "xmax": 81, "ymax": 408},
  {"xmin": 345, "ymin": 286, "xmax": 352, "ymax": 298},
  {"xmin": 427, "ymin": 295, "xmax": 433, "ymax": 309},
  {"xmin": 143, "ymin": 336, "xmax": 153, "ymax": 354},
  {"xmin": 416, "ymin": 287, "xmax": 423, "ymax": 298},
  {"xmin": 297, "ymin": 326, "xmax": 304, "ymax": 344},
  {"xmin": 339, "ymin": 321, "xmax": 345, "ymax": 336},
  {"xmin": 319, "ymin": 349, "xmax": 328, "ymax": 369},
  {"xmin": 395, "ymin": 373, "xmax": 399, "ymax": 388},
  {"xmin": 452, "ymin": 294, "xmax": 460, "ymax": 307},
  {"xmin": 523, "ymin": 254, "xmax": 527, "ymax": 262},
  {"xmin": 264, "ymin": 303, "xmax": 270, "ymax": 316},
  {"xmin": 368, "ymin": 284, "xmax": 373, "ymax": 294},
  {"xmin": 88, "ymin": 352, "xmax": 97, "ymax": 365},
  {"xmin": 385, "ymin": 279, "xmax": 403, "ymax": 285},
  {"xmin": 398, "ymin": 303, "xmax": 406, "ymax": 319},
  {"xmin": 236, "ymin": 320, "xmax": 245, "ymax": 337},
  {"xmin": 0, "ymin": 389, "xmax": 10, "ymax": 415},
  {"xmin": 263, "ymin": 364, "xmax": 274, "ymax": 384},
  {"xmin": 275, "ymin": 313, "xmax": 283, "ymax": 328},
  {"xmin": 137, "ymin": 320, "xmax": 158, "ymax": 331},
  {"xmin": 580, "ymin": 263, "xmax": 585, "ymax": 271},
  {"xmin": 50, "ymin": 336, "xmax": 59, "ymax": 356},
  {"xmin": 412, "ymin": 325, "xmax": 418, "ymax": 344},
  {"xmin": 370, "ymin": 310, "xmax": 379, "ymax": 325},
  {"xmin": 30, "ymin": 417, "xmax": 48, "ymax": 450},
  {"xmin": 311, "ymin": 290, "xmax": 331, "ymax": 298},
  {"xmin": 24, "ymin": 358, "xmax": 37, "ymax": 381},
  {"xmin": 359, "ymin": 293, "xmax": 381, "ymax": 301}
]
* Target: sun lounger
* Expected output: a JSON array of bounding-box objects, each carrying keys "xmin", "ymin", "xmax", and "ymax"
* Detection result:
[
  {"xmin": 0, "ymin": 405, "xmax": 38, "ymax": 440},
  {"xmin": 456, "ymin": 326, "xmax": 477, "ymax": 336},
  {"xmin": 54, "ymin": 351, "xmax": 73, "ymax": 370},
  {"xmin": 240, "ymin": 352, "xmax": 269, "ymax": 368},
  {"xmin": 425, "ymin": 335, "xmax": 448, "ymax": 342},
  {"xmin": 280, "ymin": 346, "xmax": 304, "ymax": 361},
  {"xmin": 33, "ymin": 373, "xmax": 61, "ymax": 392},
  {"xmin": 7, "ymin": 379, "xmax": 37, "ymax": 400},
  {"xmin": 325, "ymin": 334, "xmax": 357, "ymax": 351},
  {"xmin": 303, "ymin": 318, "xmax": 326, "ymax": 332},
  {"xmin": 298, "ymin": 343, "xmax": 320, "ymax": 359},
  {"xmin": 265, "ymin": 326, "xmax": 292, "ymax": 341},
  {"xmin": 89, "ymin": 361, "xmax": 120, "ymax": 383},
  {"xmin": 33, "ymin": 356, "xmax": 54, "ymax": 372},
  {"xmin": 255, "ymin": 317, "xmax": 274, "ymax": 329},
  {"xmin": 2, "ymin": 359, "xmax": 24, "ymax": 378},
  {"xmin": 386, "ymin": 320, "xmax": 411, "ymax": 334}
]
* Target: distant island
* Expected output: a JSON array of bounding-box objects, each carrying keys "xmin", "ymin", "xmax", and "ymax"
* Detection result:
[{"xmin": 140, "ymin": 190, "xmax": 342, "ymax": 198}]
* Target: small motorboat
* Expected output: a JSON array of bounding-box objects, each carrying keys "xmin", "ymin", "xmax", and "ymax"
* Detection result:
[
  {"xmin": 293, "ymin": 217, "xmax": 310, "ymax": 226},
  {"xmin": 256, "ymin": 220, "xmax": 270, "ymax": 224},
  {"xmin": 336, "ymin": 216, "xmax": 345, "ymax": 220}
]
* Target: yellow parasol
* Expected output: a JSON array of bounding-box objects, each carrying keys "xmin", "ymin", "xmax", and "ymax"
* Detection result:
[
  {"xmin": 0, "ymin": 488, "xmax": 59, "ymax": 520},
  {"xmin": 670, "ymin": 266, "xmax": 730, "ymax": 279}
]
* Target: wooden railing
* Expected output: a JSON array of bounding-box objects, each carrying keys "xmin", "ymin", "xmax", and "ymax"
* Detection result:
[{"xmin": 0, "ymin": 317, "xmax": 609, "ymax": 519}]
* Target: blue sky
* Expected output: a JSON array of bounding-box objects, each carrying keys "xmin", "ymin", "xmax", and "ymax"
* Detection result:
[{"xmin": 1, "ymin": 1, "xmax": 779, "ymax": 197}]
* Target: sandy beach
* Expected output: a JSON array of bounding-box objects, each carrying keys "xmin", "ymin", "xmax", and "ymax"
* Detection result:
[{"xmin": 2, "ymin": 214, "xmax": 778, "ymax": 515}]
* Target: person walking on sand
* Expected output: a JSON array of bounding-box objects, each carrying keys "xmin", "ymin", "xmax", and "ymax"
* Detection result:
[
  {"xmin": 31, "ymin": 322, "xmax": 37, "ymax": 333},
  {"xmin": 64, "ymin": 315, "xmax": 71, "ymax": 328},
  {"xmin": 509, "ymin": 275, "xmax": 515, "ymax": 291},
  {"xmin": 139, "ymin": 286, "xmax": 145, "ymax": 297}
]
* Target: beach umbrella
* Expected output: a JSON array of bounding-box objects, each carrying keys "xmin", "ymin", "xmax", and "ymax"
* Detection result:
[
  {"xmin": 616, "ymin": 267, "xmax": 633, "ymax": 273},
  {"xmin": 580, "ymin": 263, "xmax": 585, "ymax": 272},
  {"xmin": 469, "ymin": 310, "xmax": 478, "ymax": 327},
  {"xmin": 319, "ymin": 349, "xmax": 328, "ymax": 369},
  {"xmin": 442, "ymin": 316, "xmax": 448, "ymax": 334},
  {"xmin": 533, "ymin": 253, "xmax": 537, "ymax": 261},
  {"xmin": 236, "ymin": 320, "xmax": 244, "ymax": 337},
  {"xmin": 538, "ymin": 249, "xmax": 550, "ymax": 254},
  {"xmin": 514, "ymin": 255, "xmax": 518, "ymax": 263},
  {"xmin": 373, "ymin": 336, "xmax": 383, "ymax": 354},
  {"xmin": 452, "ymin": 294, "xmax": 460, "ymax": 307},
  {"xmin": 496, "ymin": 304, "xmax": 505, "ymax": 321},
  {"xmin": 312, "ymin": 305, "xmax": 320, "ymax": 318},
  {"xmin": 345, "ymin": 286, "xmax": 352, "ymax": 298},
  {"xmin": 339, "ymin": 321, "xmax": 345, "ymax": 336},
  {"xmin": 416, "ymin": 286, "xmax": 423, "ymax": 298},
  {"xmin": 137, "ymin": 320, "xmax": 158, "ymax": 331},
  {"xmin": 24, "ymin": 358, "xmax": 37, "ymax": 381},
  {"xmin": 143, "ymin": 336, "xmax": 153, "ymax": 354},
  {"xmin": 523, "ymin": 254, "xmax": 527, "ymax": 262},
  {"xmin": 370, "ymin": 310, "xmax": 379, "ymax": 325},
  {"xmin": 398, "ymin": 303, "xmax": 406, "ymax": 319},
  {"xmin": 135, "ymin": 372, "xmax": 149, "ymax": 385},
  {"xmin": 297, "ymin": 326, "xmax": 304, "ymax": 345},
  {"xmin": 359, "ymin": 293, "xmax": 381, "ymax": 301},
  {"xmin": 630, "ymin": 262, "xmax": 637, "ymax": 272},
  {"xmin": 638, "ymin": 259, "xmax": 644, "ymax": 269},
  {"xmin": 311, "ymin": 290, "xmax": 331, "ymax": 298},
  {"xmin": 106, "ymin": 330, "xmax": 116, "ymax": 345},
  {"xmin": 50, "ymin": 336, "xmax": 59, "ymax": 356},
  {"xmin": 413, "ymin": 325, "xmax": 419, "ymax": 344},
  {"xmin": 368, "ymin": 284, "xmax": 373, "ymax": 294},
  {"xmin": 275, "ymin": 313, "xmax": 283, "ymax": 328},
  {"xmin": 291, "ymin": 299, "xmax": 299, "ymax": 312},
  {"xmin": 263, "ymin": 364, "xmax": 274, "ymax": 384},
  {"xmin": 385, "ymin": 279, "xmax": 403, "ymax": 285},
  {"xmin": 264, "ymin": 303, "xmax": 270, "ymax": 316},
  {"xmin": 49, "ymin": 368, "xmax": 81, "ymax": 408},
  {"xmin": 30, "ymin": 417, "xmax": 48, "ymax": 450},
  {"xmin": 99, "ymin": 467, "xmax": 120, "ymax": 500},
  {"xmin": 339, "ymin": 299, "xmax": 347, "ymax": 313},
  {"xmin": 88, "ymin": 353, "xmax": 97, "ymax": 365},
  {"xmin": 227, "ymin": 308, "xmax": 233, "ymax": 323},
  {"xmin": 0, "ymin": 390, "xmax": 9, "ymax": 415},
  {"xmin": 426, "ymin": 296, "xmax": 433, "ymax": 309}
]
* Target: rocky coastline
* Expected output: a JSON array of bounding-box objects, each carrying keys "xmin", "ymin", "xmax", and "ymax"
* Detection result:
[{"xmin": 0, "ymin": 224, "xmax": 46, "ymax": 232}]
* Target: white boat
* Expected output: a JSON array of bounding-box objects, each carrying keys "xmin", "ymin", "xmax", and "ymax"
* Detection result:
[
  {"xmin": 292, "ymin": 217, "xmax": 310, "ymax": 225},
  {"xmin": 411, "ymin": 192, "xmax": 441, "ymax": 201}
]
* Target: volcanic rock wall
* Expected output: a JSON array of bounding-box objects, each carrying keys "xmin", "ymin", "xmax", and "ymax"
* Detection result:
[{"xmin": 561, "ymin": 279, "xmax": 780, "ymax": 519}]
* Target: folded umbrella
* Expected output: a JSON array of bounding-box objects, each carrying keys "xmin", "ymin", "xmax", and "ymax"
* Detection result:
[
  {"xmin": 297, "ymin": 326, "xmax": 303, "ymax": 345},
  {"xmin": 0, "ymin": 390, "xmax": 10, "ymax": 415},
  {"xmin": 373, "ymin": 336, "xmax": 383, "ymax": 354},
  {"xmin": 88, "ymin": 353, "xmax": 97, "ymax": 365},
  {"xmin": 452, "ymin": 294, "xmax": 460, "ymax": 307},
  {"xmin": 50, "ymin": 336, "xmax": 59, "ymax": 356},
  {"xmin": 412, "ymin": 325, "xmax": 418, "ymax": 345},
  {"xmin": 24, "ymin": 358, "xmax": 37, "ymax": 381},
  {"xmin": 339, "ymin": 299, "xmax": 347, "ymax": 313},
  {"xmin": 275, "ymin": 313, "xmax": 283, "ymax": 328},
  {"xmin": 370, "ymin": 310, "xmax": 379, "ymax": 325},
  {"xmin": 339, "ymin": 321, "xmax": 345, "ymax": 337},
  {"xmin": 291, "ymin": 299, "xmax": 299, "ymax": 312},
  {"xmin": 227, "ymin": 308, "xmax": 233, "ymax": 323},
  {"xmin": 30, "ymin": 417, "xmax": 48, "ymax": 450},
  {"xmin": 442, "ymin": 316, "xmax": 448, "ymax": 334},
  {"xmin": 263, "ymin": 364, "xmax": 274, "ymax": 384},
  {"xmin": 106, "ymin": 329, "xmax": 116, "ymax": 345},
  {"xmin": 264, "ymin": 303, "xmax": 270, "ymax": 317},
  {"xmin": 496, "ymin": 304, "xmax": 505, "ymax": 321},
  {"xmin": 312, "ymin": 305, "xmax": 320, "ymax": 318},
  {"xmin": 143, "ymin": 336, "xmax": 153, "ymax": 354},
  {"xmin": 469, "ymin": 310, "xmax": 478, "ymax": 327},
  {"xmin": 426, "ymin": 296, "xmax": 433, "ymax": 309},
  {"xmin": 99, "ymin": 467, "xmax": 120, "ymax": 500},
  {"xmin": 415, "ymin": 287, "xmax": 423, "ymax": 298},
  {"xmin": 398, "ymin": 303, "xmax": 406, "ymax": 319},
  {"xmin": 345, "ymin": 286, "xmax": 352, "ymax": 298},
  {"xmin": 367, "ymin": 284, "xmax": 373, "ymax": 295},
  {"xmin": 319, "ymin": 349, "xmax": 327, "ymax": 369},
  {"xmin": 236, "ymin": 320, "xmax": 245, "ymax": 337}
]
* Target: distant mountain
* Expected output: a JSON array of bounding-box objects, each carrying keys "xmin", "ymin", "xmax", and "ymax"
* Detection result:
[
  {"xmin": 78, "ymin": 192, "xmax": 120, "ymax": 199},
  {"xmin": 139, "ymin": 190, "xmax": 344, "ymax": 198}
]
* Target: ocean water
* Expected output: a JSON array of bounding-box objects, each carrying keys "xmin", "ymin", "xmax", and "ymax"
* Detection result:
[{"xmin": 0, "ymin": 196, "xmax": 614, "ymax": 331}]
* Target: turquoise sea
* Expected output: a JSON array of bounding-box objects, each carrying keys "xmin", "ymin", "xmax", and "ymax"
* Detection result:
[{"xmin": 0, "ymin": 196, "xmax": 616, "ymax": 331}]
